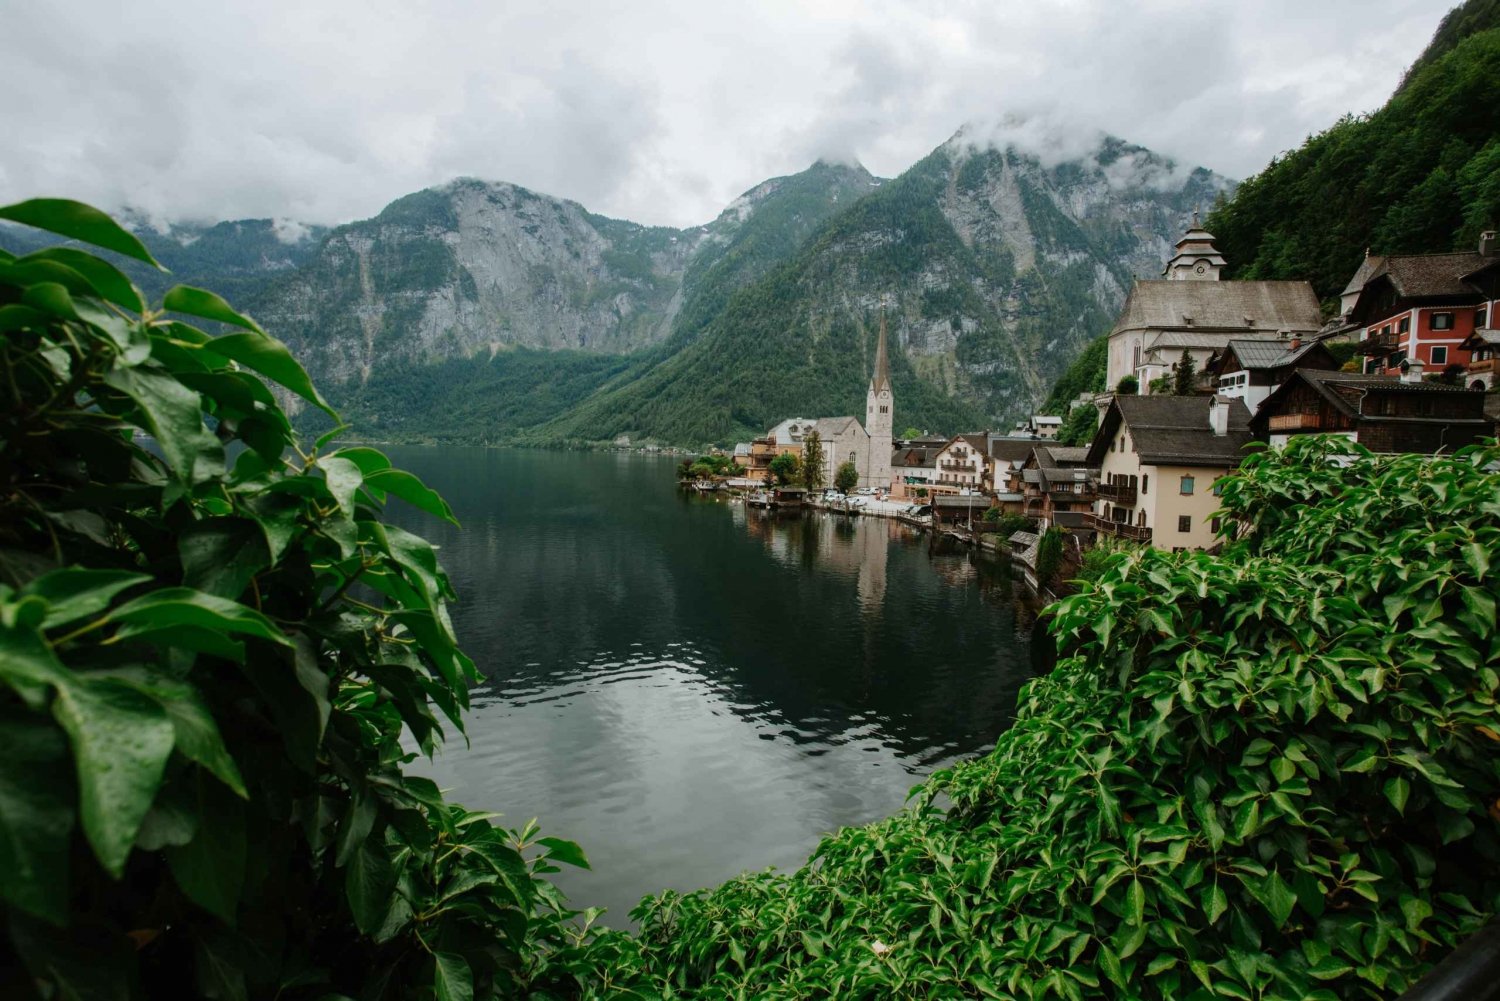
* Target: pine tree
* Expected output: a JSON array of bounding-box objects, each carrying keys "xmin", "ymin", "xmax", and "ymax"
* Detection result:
[
  {"xmin": 1174, "ymin": 349, "xmax": 1198, "ymax": 396},
  {"xmin": 801, "ymin": 431, "xmax": 826, "ymax": 490}
]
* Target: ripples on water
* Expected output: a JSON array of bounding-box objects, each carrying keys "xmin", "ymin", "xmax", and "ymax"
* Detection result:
[{"xmin": 380, "ymin": 447, "xmax": 1034, "ymax": 924}]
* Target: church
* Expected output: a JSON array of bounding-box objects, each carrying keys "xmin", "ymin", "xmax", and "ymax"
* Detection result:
[
  {"xmin": 1105, "ymin": 220, "xmax": 1323, "ymax": 393},
  {"xmin": 757, "ymin": 311, "xmax": 895, "ymax": 490}
]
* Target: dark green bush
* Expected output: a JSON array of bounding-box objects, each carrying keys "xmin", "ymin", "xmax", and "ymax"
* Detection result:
[
  {"xmin": 558, "ymin": 435, "xmax": 1500, "ymax": 998},
  {"xmin": 0, "ymin": 201, "xmax": 589, "ymax": 1000}
]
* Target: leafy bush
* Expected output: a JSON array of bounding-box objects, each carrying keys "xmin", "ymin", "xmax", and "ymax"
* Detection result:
[
  {"xmin": 561, "ymin": 435, "xmax": 1500, "ymax": 998},
  {"xmin": 1034, "ymin": 526, "xmax": 1065, "ymax": 586},
  {"xmin": 834, "ymin": 460, "xmax": 859, "ymax": 494},
  {"xmin": 1116, "ymin": 375, "xmax": 1139, "ymax": 394},
  {"xmin": 0, "ymin": 201, "xmax": 589, "ymax": 1000}
]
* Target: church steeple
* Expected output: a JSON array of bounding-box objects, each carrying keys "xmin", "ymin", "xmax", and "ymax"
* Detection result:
[
  {"xmin": 870, "ymin": 308, "xmax": 892, "ymax": 394},
  {"xmin": 864, "ymin": 305, "xmax": 894, "ymax": 491}
]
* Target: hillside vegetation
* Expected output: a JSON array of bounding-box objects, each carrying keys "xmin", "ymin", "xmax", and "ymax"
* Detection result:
[{"xmin": 1206, "ymin": 0, "xmax": 1500, "ymax": 302}]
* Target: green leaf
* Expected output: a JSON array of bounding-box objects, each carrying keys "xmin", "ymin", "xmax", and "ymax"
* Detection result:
[
  {"xmin": 346, "ymin": 838, "xmax": 396, "ymax": 936},
  {"xmin": 162, "ymin": 285, "xmax": 262, "ymax": 332},
  {"xmin": 109, "ymin": 586, "xmax": 291, "ymax": 648},
  {"xmin": 179, "ymin": 518, "xmax": 270, "ymax": 600},
  {"xmin": 537, "ymin": 836, "xmax": 591, "ymax": 870},
  {"xmin": 433, "ymin": 952, "xmax": 473, "ymax": 1001},
  {"xmin": 365, "ymin": 468, "xmax": 459, "ymax": 525},
  {"xmin": 52, "ymin": 678, "xmax": 176, "ymax": 877},
  {"xmin": 19, "ymin": 246, "xmax": 144, "ymax": 312},
  {"xmin": 0, "ymin": 705, "xmax": 75, "ymax": 923},
  {"xmin": 1383, "ymin": 775, "xmax": 1410, "ymax": 815},
  {"xmin": 0, "ymin": 619, "xmax": 75, "ymax": 709},
  {"xmin": 202, "ymin": 331, "xmax": 336, "ymax": 417},
  {"xmin": 318, "ymin": 456, "xmax": 363, "ymax": 518},
  {"xmin": 101, "ymin": 365, "xmax": 225, "ymax": 484},
  {"xmin": 152, "ymin": 683, "xmax": 247, "ymax": 798},
  {"xmin": 331, "ymin": 446, "xmax": 391, "ymax": 477},
  {"xmin": 166, "ymin": 775, "xmax": 246, "ymax": 923},
  {"xmin": 1203, "ymin": 882, "xmax": 1228, "ymax": 925},
  {"xmin": 21, "ymin": 567, "xmax": 151, "ymax": 630},
  {"xmin": 0, "ymin": 198, "xmax": 161, "ymax": 267}
]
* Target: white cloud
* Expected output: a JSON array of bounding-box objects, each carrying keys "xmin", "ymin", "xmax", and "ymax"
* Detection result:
[{"xmin": 0, "ymin": 0, "xmax": 1446, "ymax": 229}]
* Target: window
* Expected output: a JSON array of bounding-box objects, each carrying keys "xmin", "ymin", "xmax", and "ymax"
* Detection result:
[
  {"xmin": 1477, "ymin": 306, "xmax": 1488, "ymax": 329},
  {"xmin": 1141, "ymin": 475, "xmax": 1148, "ymax": 495},
  {"xmin": 1210, "ymin": 516, "xmax": 1221, "ymax": 533},
  {"xmin": 1431, "ymin": 345, "xmax": 1448, "ymax": 366},
  {"xmin": 1177, "ymin": 516, "xmax": 1191, "ymax": 533},
  {"xmin": 1212, "ymin": 480, "xmax": 1223, "ymax": 497},
  {"xmin": 879, "ymin": 405, "xmax": 888, "ymax": 414},
  {"xmin": 1399, "ymin": 316, "xmax": 1410, "ymax": 334},
  {"xmin": 1381, "ymin": 324, "xmax": 1392, "ymax": 338},
  {"xmin": 1432, "ymin": 312, "xmax": 1454, "ymax": 331},
  {"xmin": 1179, "ymin": 475, "xmax": 1195, "ymax": 495}
]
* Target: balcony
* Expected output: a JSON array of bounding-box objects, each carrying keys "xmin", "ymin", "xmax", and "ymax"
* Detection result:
[
  {"xmin": 1357, "ymin": 331, "xmax": 1401, "ymax": 356},
  {"xmin": 1097, "ymin": 482, "xmax": 1137, "ymax": 506},
  {"xmin": 1267, "ymin": 412, "xmax": 1332, "ymax": 432},
  {"xmin": 1085, "ymin": 513, "xmax": 1152, "ymax": 542}
]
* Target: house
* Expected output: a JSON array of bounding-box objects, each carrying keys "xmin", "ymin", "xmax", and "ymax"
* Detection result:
[
  {"xmin": 1030, "ymin": 415, "xmax": 1063, "ymax": 439},
  {"xmin": 1105, "ymin": 221, "xmax": 1323, "ymax": 393},
  {"xmin": 890, "ymin": 445, "xmax": 942, "ymax": 499},
  {"xmin": 1084, "ymin": 395, "xmax": 1254, "ymax": 551},
  {"xmin": 932, "ymin": 434, "xmax": 990, "ymax": 494},
  {"xmin": 985, "ymin": 435, "xmax": 1042, "ymax": 495},
  {"xmin": 1208, "ymin": 336, "xmax": 1342, "ymax": 415},
  {"xmin": 1251, "ymin": 368, "xmax": 1491, "ymax": 453},
  {"xmin": 1346, "ymin": 236, "xmax": 1499, "ymax": 379},
  {"xmin": 1020, "ymin": 445, "xmax": 1099, "ymax": 532},
  {"xmin": 1457, "ymin": 246, "xmax": 1500, "ymax": 390}
]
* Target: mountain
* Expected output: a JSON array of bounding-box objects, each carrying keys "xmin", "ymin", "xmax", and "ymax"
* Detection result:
[
  {"xmin": 252, "ymin": 163, "xmax": 878, "ymax": 398},
  {"xmin": 525, "ymin": 131, "xmax": 1229, "ymax": 446},
  {"xmin": 1205, "ymin": 0, "xmax": 1500, "ymax": 302},
  {"xmin": 0, "ymin": 214, "xmax": 326, "ymax": 301}
]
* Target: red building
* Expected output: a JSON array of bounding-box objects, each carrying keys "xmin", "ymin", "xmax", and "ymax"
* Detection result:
[
  {"xmin": 1458, "ymin": 251, "xmax": 1500, "ymax": 390},
  {"xmin": 1345, "ymin": 233, "xmax": 1498, "ymax": 382}
]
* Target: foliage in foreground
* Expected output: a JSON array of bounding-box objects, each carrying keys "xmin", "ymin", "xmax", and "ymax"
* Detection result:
[
  {"xmin": 559, "ymin": 436, "xmax": 1500, "ymax": 998},
  {"xmin": 0, "ymin": 200, "xmax": 590, "ymax": 1000}
]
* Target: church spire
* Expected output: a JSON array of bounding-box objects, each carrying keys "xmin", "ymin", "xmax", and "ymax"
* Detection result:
[{"xmin": 870, "ymin": 306, "xmax": 892, "ymax": 393}]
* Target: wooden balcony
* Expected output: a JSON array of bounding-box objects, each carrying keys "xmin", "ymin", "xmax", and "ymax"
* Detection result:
[
  {"xmin": 1097, "ymin": 482, "xmax": 1137, "ymax": 506},
  {"xmin": 1267, "ymin": 412, "xmax": 1331, "ymax": 431},
  {"xmin": 1085, "ymin": 513, "xmax": 1151, "ymax": 542},
  {"xmin": 1357, "ymin": 332, "xmax": 1401, "ymax": 356}
]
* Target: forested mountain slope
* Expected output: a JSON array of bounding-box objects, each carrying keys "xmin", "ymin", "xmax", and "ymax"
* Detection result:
[{"xmin": 1205, "ymin": 0, "xmax": 1500, "ymax": 302}]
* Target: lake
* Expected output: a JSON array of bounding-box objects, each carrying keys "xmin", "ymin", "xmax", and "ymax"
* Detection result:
[{"xmin": 381, "ymin": 446, "xmax": 1034, "ymax": 925}]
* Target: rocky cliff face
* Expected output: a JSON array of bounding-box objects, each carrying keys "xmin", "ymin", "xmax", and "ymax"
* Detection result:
[
  {"xmin": 252, "ymin": 163, "xmax": 880, "ymax": 395},
  {"xmin": 527, "ymin": 132, "xmax": 1232, "ymax": 445}
]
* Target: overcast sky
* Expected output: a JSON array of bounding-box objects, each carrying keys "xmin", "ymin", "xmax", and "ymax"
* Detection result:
[{"xmin": 0, "ymin": 0, "xmax": 1449, "ymax": 231}]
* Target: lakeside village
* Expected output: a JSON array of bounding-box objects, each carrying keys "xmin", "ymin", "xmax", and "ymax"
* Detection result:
[{"xmin": 678, "ymin": 221, "xmax": 1500, "ymax": 597}]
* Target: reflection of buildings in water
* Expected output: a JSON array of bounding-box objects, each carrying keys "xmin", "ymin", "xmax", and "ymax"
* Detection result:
[
  {"xmin": 928, "ymin": 550, "xmax": 979, "ymax": 590},
  {"xmin": 855, "ymin": 518, "xmax": 890, "ymax": 612},
  {"xmin": 730, "ymin": 501, "xmax": 747, "ymax": 528}
]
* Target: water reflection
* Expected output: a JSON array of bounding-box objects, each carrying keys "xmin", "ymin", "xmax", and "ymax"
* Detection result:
[{"xmin": 379, "ymin": 447, "xmax": 1032, "ymax": 924}]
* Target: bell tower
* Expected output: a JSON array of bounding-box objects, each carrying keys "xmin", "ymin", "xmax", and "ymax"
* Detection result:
[
  {"xmin": 1163, "ymin": 212, "xmax": 1227, "ymax": 281},
  {"xmin": 864, "ymin": 308, "xmax": 894, "ymax": 490}
]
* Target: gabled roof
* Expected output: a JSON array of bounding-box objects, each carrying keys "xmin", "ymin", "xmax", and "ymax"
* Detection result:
[
  {"xmin": 1341, "ymin": 254, "xmax": 1386, "ymax": 297},
  {"xmin": 1376, "ymin": 252, "xmax": 1487, "ymax": 299},
  {"xmin": 1087, "ymin": 395, "xmax": 1254, "ymax": 468},
  {"xmin": 813, "ymin": 416, "xmax": 864, "ymax": 438},
  {"xmin": 1112, "ymin": 280, "xmax": 1321, "ymax": 334},
  {"xmin": 1250, "ymin": 370, "xmax": 1489, "ymax": 430},
  {"xmin": 1217, "ymin": 337, "xmax": 1337, "ymax": 373},
  {"xmin": 986, "ymin": 437, "xmax": 1040, "ymax": 463},
  {"xmin": 892, "ymin": 447, "xmax": 939, "ymax": 469}
]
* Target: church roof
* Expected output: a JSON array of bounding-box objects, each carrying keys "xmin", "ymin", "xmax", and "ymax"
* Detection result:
[
  {"xmin": 813, "ymin": 416, "xmax": 864, "ymax": 438},
  {"xmin": 870, "ymin": 311, "xmax": 892, "ymax": 393},
  {"xmin": 1112, "ymin": 280, "xmax": 1322, "ymax": 334}
]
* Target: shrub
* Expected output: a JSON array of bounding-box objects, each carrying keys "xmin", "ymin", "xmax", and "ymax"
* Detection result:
[
  {"xmin": 564, "ymin": 435, "xmax": 1500, "ymax": 998},
  {"xmin": 1116, "ymin": 375, "xmax": 1139, "ymax": 394},
  {"xmin": 0, "ymin": 201, "xmax": 588, "ymax": 1000}
]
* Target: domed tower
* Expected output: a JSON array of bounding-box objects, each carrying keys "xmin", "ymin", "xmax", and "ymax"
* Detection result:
[
  {"xmin": 864, "ymin": 310, "xmax": 894, "ymax": 489},
  {"xmin": 1163, "ymin": 212, "xmax": 1227, "ymax": 281}
]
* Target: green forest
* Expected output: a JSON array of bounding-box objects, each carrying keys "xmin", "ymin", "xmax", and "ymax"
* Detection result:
[{"xmin": 1204, "ymin": 0, "xmax": 1500, "ymax": 303}]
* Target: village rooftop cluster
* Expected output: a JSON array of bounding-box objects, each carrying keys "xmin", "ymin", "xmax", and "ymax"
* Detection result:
[{"xmin": 680, "ymin": 221, "xmax": 1500, "ymax": 581}]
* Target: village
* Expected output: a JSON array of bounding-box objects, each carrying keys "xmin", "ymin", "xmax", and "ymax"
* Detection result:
[{"xmin": 680, "ymin": 221, "xmax": 1500, "ymax": 596}]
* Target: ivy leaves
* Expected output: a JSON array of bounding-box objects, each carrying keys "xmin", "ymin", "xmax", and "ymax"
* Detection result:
[{"xmin": 0, "ymin": 199, "xmax": 587, "ymax": 1001}]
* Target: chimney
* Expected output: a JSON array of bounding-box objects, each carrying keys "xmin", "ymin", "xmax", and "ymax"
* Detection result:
[
  {"xmin": 1289, "ymin": 334, "xmax": 1302, "ymax": 351},
  {"xmin": 1402, "ymin": 359, "xmax": 1425, "ymax": 384},
  {"xmin": 1481, "ymin": 231, "xmax": 1498, "ymax": 258},
  {"xmin": 1208, "ymin": 396, "xmax": 1229, "ymax": 436}
]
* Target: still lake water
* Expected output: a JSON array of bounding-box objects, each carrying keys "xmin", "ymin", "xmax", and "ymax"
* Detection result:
[{"xmin": 381, "ymin": 446, "xmax": 1034, "ymax": 924}]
